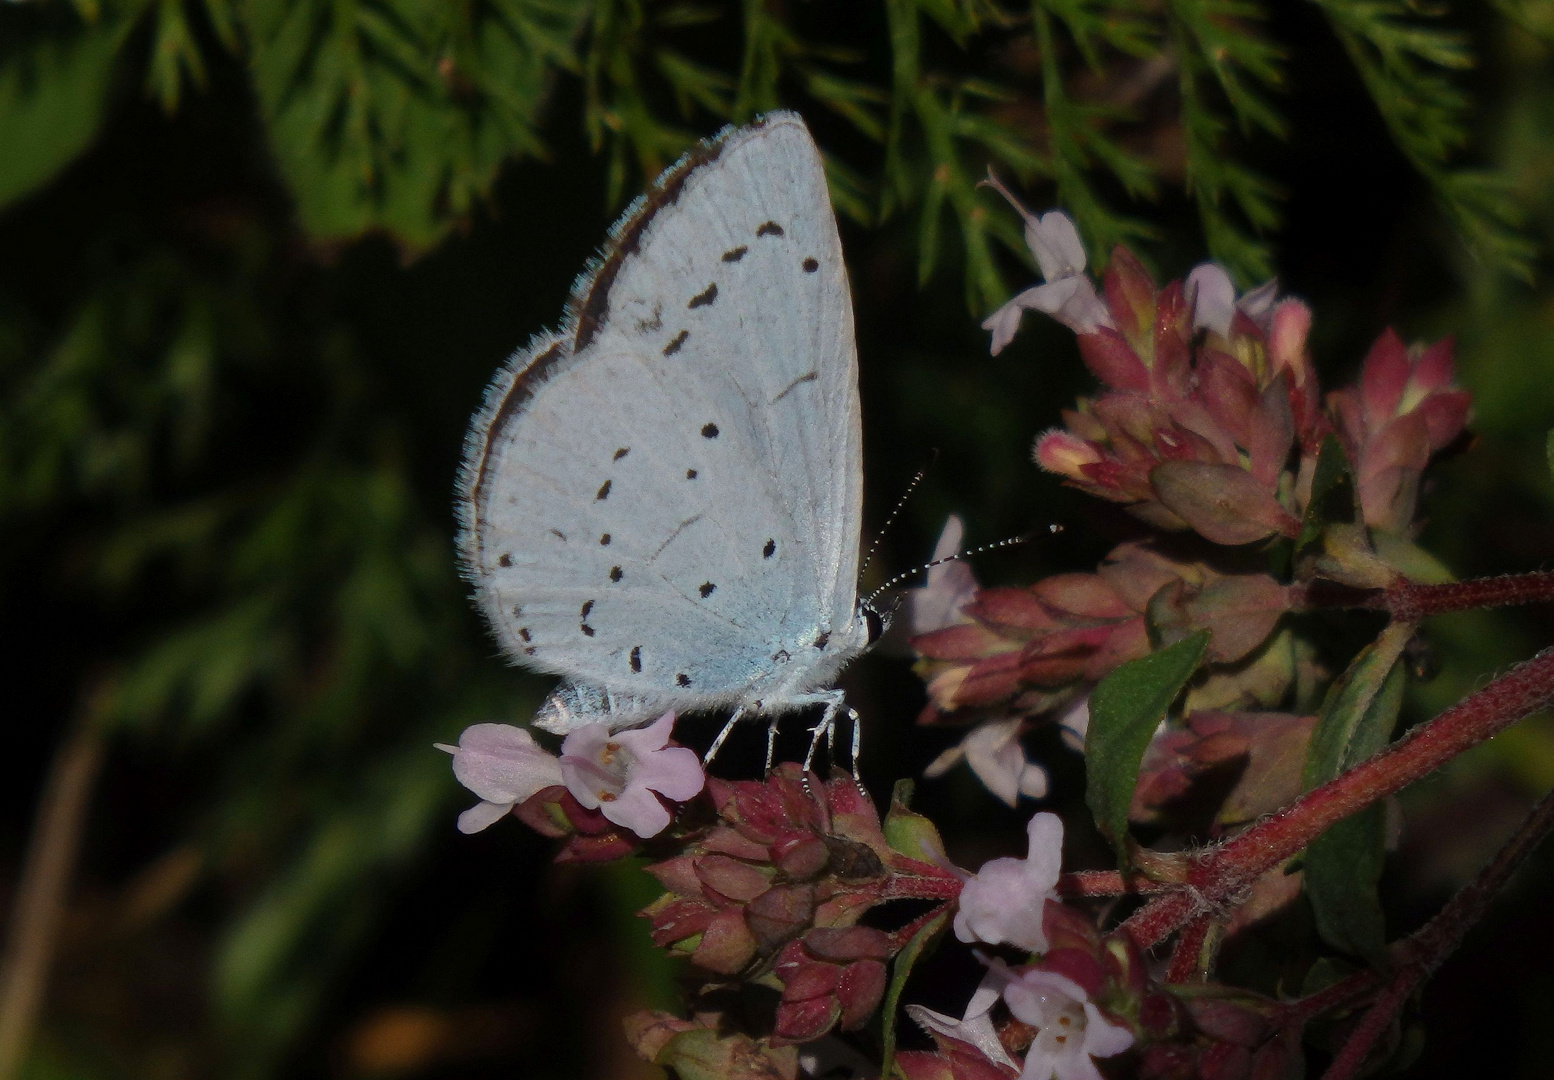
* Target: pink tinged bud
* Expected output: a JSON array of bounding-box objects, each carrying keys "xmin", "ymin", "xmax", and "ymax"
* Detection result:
[
  {"xmin": 693, "ymin": 907, "xmax": 760, "ymax": 973},
  {"xmin": 744, "ymin": 883, "xmax": 817, "ymax": 951},
  {"xmin": 645, "ymin": 853, "xmax": 702, "ymax": 896},
  {"xmin": 773, "ymin": 994, "xmax": 842, "ymax": 1044},
  {"xmin": 837, "ymin": 960, "xmax": 888, "ymax": 1029},
  {"xmin": 1246, "ymin": 376, "xmax": 1296, "ymax": 487},
  {"xmin": 1077, "ymin": 328, "xmax": 1151, "ymax": 392},
  {"xmin": 1194, "ymin": 348, "xmax": 1261, "ymax": 448},
  {"xmin": 1360, "ymin": 328, "xmax": 1411, "ymax": 426},
  {"xmin": 1409, "ymin": 335, "xmax": 1456, "ymax": 396},
  {"xmin": 914, "ymin": 622, "xmax": 1014, "ymax": 662},
  {"xmin": 437, "ymin": 723, "xmax": 565, "ymax": 834},
  {"xmin": 1035, "ymin": 430, "xmax": 1105, "ymax": 482},
  {"xmin": 965, "ymin": 587, "xmax": 1063, "ymax": 632},
  {"xmin": 1151, "ymin": 281, "xmax": 1194, "ymax": 391},
  {"xmin": 694, "ymin": 854, "xmax": 771, "ymax": 903},
  {"xmin": 1267, "ymin": 301, "xmax": 1312, "ymax": 379},
  {"xmin": 1149, "ymin": 462, "xmax": 1300, "ymax": 546},
  {"xmin": 953, "ymin": 812, "xmax": 1064, "ymax": 951},
  {"xmin": 949, "ymin": 652, "xmax": 1026, "ymax": 709},
  {"xmin": 772, "ymin": 835, "xmax": 830, "ymax": 879},
  {"xmin": 1415, "ymin": 388, "xmax": 1470, "ymax": 451},
  {"xmin": 1103, "ymin": 246, "xmax": 1158, "ymax": 344},
  {"xmin": 1033, "ymin": 573, "xmax": 1133, "ymax": 619}
]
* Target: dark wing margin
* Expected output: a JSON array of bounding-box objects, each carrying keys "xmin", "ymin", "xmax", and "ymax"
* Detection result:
[
  {"xmin": 568, "ymin": 111, "xmax": 790, "ymax": 352},
  {"xmin": 454, "ymin": 110, "xmax": 803, "ymax": 649}
]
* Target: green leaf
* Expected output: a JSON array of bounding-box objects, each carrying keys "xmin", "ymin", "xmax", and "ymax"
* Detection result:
[
  {"xmin": 879, "ymin": 909, "xmax": 949, "ymax": 1080},
  {"xmin": 243, "ymin": 0, "xmax": 585, "ymax": 251},
  {"xmin": 1301, "ymin": 622, "xmax": 1412, "ymax": 965},
  {"xmin": 883, "ymin": 779, "xmax": 948, "ymax": 863},
  {"xmin": 1297, "ymin": 435, "xmax": 1357, "ymax": 552},
  {"xmin": 1085, "ymin": 630, "xmax": 1209, "ymax": 864},
  {"xmin": 0, "ymin": 13, "xmax": 121, "ymax": 211}
]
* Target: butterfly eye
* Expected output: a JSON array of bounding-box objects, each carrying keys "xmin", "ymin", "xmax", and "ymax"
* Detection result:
[{"xmin": 863, "ymin": 605, "xmax": 885, "ymax": 645}]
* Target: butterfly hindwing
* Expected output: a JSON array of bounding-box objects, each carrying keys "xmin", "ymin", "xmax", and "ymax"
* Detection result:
[{"xmin": 459, "ymin": 113, "xmax": 863, "ymax": 708}]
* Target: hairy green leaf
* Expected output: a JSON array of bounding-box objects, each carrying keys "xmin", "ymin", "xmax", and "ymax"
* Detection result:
[
  {"xmin": 1297, "ymin": 435, "xmax": 1358, "ymax": 551},
  {"xmin": 1301, "ymin": 621, "xmax": 1413, "ymax": 964},
  {"xmin": 879, "ymin": 908, "xmax": 949, "ymax": 1080},
  {"xmin": 1086, "ymin": 630, "xmax": 1209, "ymax": 864}
]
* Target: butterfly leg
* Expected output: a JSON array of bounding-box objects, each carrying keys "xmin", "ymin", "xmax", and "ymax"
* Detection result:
[
  {"xmin": 843, "ymin": 707, "xmax": 865, "ymax": 789},
  {"xmin": 703, "ymin": 706, "xmax": 747, "ymax": 768},
  {"xmin": 763, "ymin": 714, "xmax": 781, "ymax": 776},
  {"xmin": 802, "ymin": 702, "xmax": 843, "ymax": 794}
]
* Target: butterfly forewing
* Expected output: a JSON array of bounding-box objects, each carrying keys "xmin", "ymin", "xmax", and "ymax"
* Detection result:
[{"xmin": 459, "ymin": 113, "xmax": 863, "ymax": 707}]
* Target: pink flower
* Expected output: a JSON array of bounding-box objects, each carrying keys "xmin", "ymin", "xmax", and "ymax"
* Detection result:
[
  {"xmin": 559, "ymin": 711, "xmax": 704, "ymax": 838},
  {"xmin": 996, "ymin": 967, "xmax": 1134, "ymax": 1080},
  {"xmin": 437, "ymin": 723, "xmax": 565, "ymax": 834},
  {"xmin": 953, "ymin": 812, "xmax": 1065, "ymax": 951},
  {"xmin": 980, "ymin": 178, "xmax": 1113, "ymax": 354}
]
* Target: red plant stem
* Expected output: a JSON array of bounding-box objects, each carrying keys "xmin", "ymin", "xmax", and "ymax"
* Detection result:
[
  {"xmin": 1164, "ymin": 916, "xmax": 1214, "ymax": 983},
  {"xmin": 1057, "ymin": 870, "xmax": 1167, "ymax": 898},
  {"xmin": 1385, "ymin": 571, "xmax": 1554, "ymax": 621},
  {"xmin": 1123, "ymin": 644, "xmax": 1554, "ymax": 949},
  {"xmin": 1318, "ymin": 783, "xmax": 1554, "ymax": 1080},
  {"xmin": 1297, "ymin": 570, "xmax": 1554, "ymax": 619},
  {"xmin": 881, "ymin": 874, "xmax": 962, "ymax": 902},
  {"xmin": 889, "ymin": 902, "xmax": 953, "ymax": 951}
]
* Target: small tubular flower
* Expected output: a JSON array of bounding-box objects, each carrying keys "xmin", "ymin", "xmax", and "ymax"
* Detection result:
[
  {"xmin": 980, "ymin": 178, "xmax": 1113, "ymax": 354},
  {"xmin": 924, "ymin": 718, "xmax": 1050, "ymax": 807},
  {"xmin": 559, "ymin": 711, "xmax": 704, "ymax": 838},
  {"xmin": 954, "ymin": 812, "xmax": 1064, "ymax": 951},
  {"xmin": 998, "ymin": 967, "xmax": 1135, "ymax": 1080},
  {"xmin": 437, "ymin": 723, "xmax": 565, "ymax": 834}
]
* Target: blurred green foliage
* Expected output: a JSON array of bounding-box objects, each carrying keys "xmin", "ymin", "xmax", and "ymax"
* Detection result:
[{"xmin": 1, "ymin": 0, "xmax": 1553, "ymax": 1077}]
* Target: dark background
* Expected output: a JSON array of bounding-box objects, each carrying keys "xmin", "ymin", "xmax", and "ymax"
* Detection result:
[{"xmin": 3, "ymin": 2, "xmax": 1554, "ymax": 1078}]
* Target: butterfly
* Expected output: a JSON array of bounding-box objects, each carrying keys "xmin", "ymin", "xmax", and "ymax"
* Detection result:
[{"xmin": 456, "ymin": 112, "xmax": 878, "ymax": 773}]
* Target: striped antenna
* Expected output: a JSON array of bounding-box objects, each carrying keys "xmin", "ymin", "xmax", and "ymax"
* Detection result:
[
  {"xmin": 858, "ymin": 451, "xmax": 938, "ymax": 580},
  {"xmin": 863, "ymin": 533, "xmax": 1031, "ymax": 608}
]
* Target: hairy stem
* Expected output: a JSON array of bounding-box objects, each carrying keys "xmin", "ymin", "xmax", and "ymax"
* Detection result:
[
  {"xmin": 1319, "ymin": 783, "xmax": 1554, "ymax": 1080},
  {"xmin": 1124, "ymin": 644, "xmax": 1554, "ymax": 948}
]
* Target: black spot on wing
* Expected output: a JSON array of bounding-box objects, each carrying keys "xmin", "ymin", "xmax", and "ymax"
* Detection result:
[
  {"xmin": 814, "ymin": 631, "xmax": 830, "ymax": 649},
  {"xmin": 630, "ymin": 646, "xmax": 642, "ymax": 673},
  {"xmin": 613, "ymin": 447, "xmax": 630, "ymax": 461},
  {"xmin": 497, "ymin": 553, "xmax": 512, "ymax": 567},
  {"xmin": 688, "ymin": 283, "xmax": 718, "ymax": 309},
  {"xmin": 596, "ymin": 479, "xmax": 612, "ymax": 500},
  {"xmin": 581, "ymin": 623, "xmax": 595, "ymax": 637},
  {"xmin": 757, "ymin": 221, "xmax": 784, "ymax": 237},
  {"xmin": 763, "ymin": 539, "xmax": 776, "ymax": 558},
  {"xmin": 676, "ymin": 673, "xmax": 691, "ymax": 687},
  {"xmin": 609, "ymin": 566, "xmax": 623, "ymax": 582},
  {"xmin": 803, "ymin": 257, "xmax": 819, "ymax": 272},
  {"xmin": 600, "ymin": 533, "xmax": 611, "ymax": 546},
  {"xmin": 686, "ymin": 469, "xmax": 698, "ymax": 479},
  {"xmin": 701, "ymin": 423, "xmax": 719, "ymax": 439},
  {"xmin": 699, "ymin": 582, "xmax": 716, "ymax": 598},
  {"xmin": 664, "ymin": 330, "xmax": 689, "ymax": 356},
  {"xmin": 722, "ymin": 246, "xmax": 748, "ymax": 262},
  {"xmin": 550, "ymin": 529, "xmax": 567, "ymax": 541},
  {"xmin": 580, "ymin": 600, "xmax": 594, "ymax": 618},
  {"xmin": 519, "ymin": 628, "xmax": 532, "ymax": 642}
]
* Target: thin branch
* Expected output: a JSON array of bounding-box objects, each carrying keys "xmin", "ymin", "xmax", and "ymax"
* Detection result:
[
  {"xmin": 1164, "ymin": 915, "xmax": 1215, "ymax": 983},
  {"xmin": 1123, "ymin": 644, "xmax": 1554, "ymax": 948},
  {"xmin": 0, "ymin": 705, "xmax": 106, "ymax": 1080},
  {"xmin": 1319, "ymin": 783, "xmax": 1554, "ymax": 1080}
]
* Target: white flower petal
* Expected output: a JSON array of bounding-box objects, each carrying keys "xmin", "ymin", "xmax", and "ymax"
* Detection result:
[
  {"xmin": 1051, "ymin": 1052, "xmax": 1105, "ymax": 1080},
  {"xmin": 447, "ymin": 723, "xmax": 563, "ymax": 804},
  {"xmin": 1187, "ymin": 263, "xmax": 1237, "ymax": 338},
  {"xmin": 1029, "ymin": 211, "xmax": 1087, "ymax": 280},
  {"xmin": 456, "ymin": 799, "xmax": 514, "ymax": 834},
  {"xmin": 1022, "ymin": 812, "xmax": 1065, "ymax": 891},
  {"xmin": 1002, "ymin": 969, "xmax": 1090, "ymax": 1026},
  {"xmin": 1019, "ymin": 1044, "xmax": 1063, "ymax": 1080},
  {"xmin": 1080, "ymin": 1003, "xmax": 1135, "ymax": 1058}
]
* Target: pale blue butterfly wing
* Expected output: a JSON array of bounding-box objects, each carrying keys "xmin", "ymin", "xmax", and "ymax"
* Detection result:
[{"xmin": 458, "ymin": 113, "xmax": 866, "ymax": 733}]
